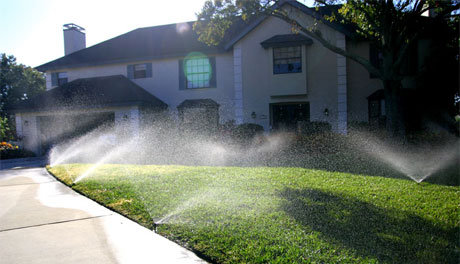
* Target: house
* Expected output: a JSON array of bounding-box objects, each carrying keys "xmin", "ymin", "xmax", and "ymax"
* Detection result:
[{"xmin": 10, "ymin": 1, "xmax": 426, "ymax": 155}]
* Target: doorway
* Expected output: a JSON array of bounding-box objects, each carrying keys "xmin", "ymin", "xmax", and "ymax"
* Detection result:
[{"xmin": 270, "ymin": 102, "xmax": 310, "ymax": 131}]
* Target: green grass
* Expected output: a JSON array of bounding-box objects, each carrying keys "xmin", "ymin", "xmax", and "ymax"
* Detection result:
[{"xmin": 48, "ymin": 164, "xmax": 460, "ymax": 263}]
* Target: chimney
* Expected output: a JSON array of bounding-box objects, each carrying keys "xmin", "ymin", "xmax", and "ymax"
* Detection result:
[{"xmin": 63, "ymin": 23, "xmax": 86, "ymax": 55}]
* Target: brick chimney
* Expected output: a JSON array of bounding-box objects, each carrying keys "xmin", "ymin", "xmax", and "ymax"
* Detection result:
[{"xmin": 63, "ymin": 23, "xmax": 86, "ymax": 55}]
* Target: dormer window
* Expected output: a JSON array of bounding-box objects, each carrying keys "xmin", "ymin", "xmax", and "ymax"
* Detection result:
[
  {"xmin": 51, "ymin": 72, "xmax": 68, "ymax": 87},
  {"xmin": 273, "ymin": 46, "xmax": 302, "ymax": 74}
]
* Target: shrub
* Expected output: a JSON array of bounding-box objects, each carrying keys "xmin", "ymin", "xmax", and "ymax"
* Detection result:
[
  {"xmin": 226, "ymin": 123, "xmax": 265, "ymax": 146},
  {"xmin": 298, "ymin": 121, "xmax": 332, "ymax": 135},
  {"xmin": 0, "ymin": 141, "xmax": 35, "ymax": 160}
]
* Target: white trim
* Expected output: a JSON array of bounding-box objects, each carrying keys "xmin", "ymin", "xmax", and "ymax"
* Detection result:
[
  {"xmin": 233, "ymin": 43, "xmax": 244, "ymax": 124},
  {"xmin": 336, "ymin": 32, "xmax": 347, "ymax": 134}
]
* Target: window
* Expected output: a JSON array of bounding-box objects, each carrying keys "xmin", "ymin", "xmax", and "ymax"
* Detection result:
[
  {"xmin": 185, "ymin": 57, "xmax": 211, "ymax": 88},
  {"xmin": 133, "ymin": 64, "xmax": 146, "ymax": 79},
  {"xmin": 127, "ymin": 63, "xmax": 152, "ymax": 79},
  {"xmin": 367, "ymin": 89, "xmax": 386, "ymax": 128},
  {"xmin": 51, "ymin": 72, "xmax": 68, "ymax": 86},
  {"xmin": 179, "ymin": 56, "xmax": 216, "ymax": 90},
  {"xmin": 369, "ymin": 45, "xmax": 383, "ymax": 78},
  {"xmin": 273, "ymin": 46, "xmax": 302, "ymax": 74},
  {"xmin": 57, "ymin": 72, "xmax": 68, "ymax": 85}
]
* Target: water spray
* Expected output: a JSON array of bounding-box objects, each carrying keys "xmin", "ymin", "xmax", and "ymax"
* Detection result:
[
  {"xmin": 152, "ymin": 219, "xmax": 164, "ymax": 233},
  {"xmin": 152, "ymin": 215, "xmax": 174, "ymax": 233}
]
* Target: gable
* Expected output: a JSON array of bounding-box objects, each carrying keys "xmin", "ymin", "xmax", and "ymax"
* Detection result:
[{"xmin": 224, "ymin": 2, "xmax": 359, "ymax": 50}]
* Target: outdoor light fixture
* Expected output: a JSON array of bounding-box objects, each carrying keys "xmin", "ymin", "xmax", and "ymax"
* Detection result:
[
  {"xmin": 123, "ymin": 114, "xmax": 129, "ymax": 120},
  {"xmin": 24, "ymin": 120, "xmax": 29, "ymax": 126},
  {"xmin": 251, "ymin": 111, "xmax": 257, "ymax": 119},
  {"xmin": 324, "ymin": 108, "xmax": 329, "ymax": 116}
]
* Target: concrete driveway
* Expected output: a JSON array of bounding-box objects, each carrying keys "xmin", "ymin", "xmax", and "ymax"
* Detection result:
[{"xmin": 0, "ymin": 167, "xmax": 206, "ymax": 264}]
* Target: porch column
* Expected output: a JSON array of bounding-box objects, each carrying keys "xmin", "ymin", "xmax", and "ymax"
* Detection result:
[
  {"xmin": 115, "ymin": 106, "xmax": 140, "ymax": 142},
  {"xmin": 233, "ymin": 43, "xmax": 244, "ymax": 124},
  {"xmin": 21, "ymin": 115, "xmax": 41, "ymax": 155},
  {"xmin": 336, "ymin": 31, "xmax": 348, "ymax": 134},
  {"xmin": 14, "ymin": 113, "xmax": 24, "ymax": 148}
]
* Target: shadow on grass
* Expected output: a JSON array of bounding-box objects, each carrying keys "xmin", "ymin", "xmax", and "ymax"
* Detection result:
[
  {"xmin": 279, "ymin": 188, "xmax": 459, "ymax": 263},
  {"xmin": 266, "ymin": 148, "xmax": 460, "ymax": 186}
]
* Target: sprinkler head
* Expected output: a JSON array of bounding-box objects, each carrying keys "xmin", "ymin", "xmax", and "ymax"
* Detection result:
[{"xmin": 152, "ymin": 220, "xmax": 163, "ymax": 233}]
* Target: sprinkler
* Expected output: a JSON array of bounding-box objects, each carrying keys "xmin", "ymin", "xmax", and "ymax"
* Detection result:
[
  {"xmin": 152, "ymin": 216, "xmax": 173, "ymax": 232},
  {"xmin": 152, "ymin": 219, "xmax": 164, "ymax": 233},
  {"xmin": 415, "ymin": 178, "xmax": 425, "ymax": 184}
]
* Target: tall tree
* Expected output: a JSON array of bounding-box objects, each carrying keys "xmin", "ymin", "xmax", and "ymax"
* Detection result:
[
  {"xmin": 0, "ymin": 54, "xmax": 45, "ymax": 140},
  {"xmin": 0, "ymin": 54, "xmax": 45, "ymax": 114},
  {"xmin": 194, "ymin": 0, "xmax": 459, "ymax": 137}
]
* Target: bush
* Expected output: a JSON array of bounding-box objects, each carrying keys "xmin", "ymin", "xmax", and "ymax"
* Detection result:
[
  {"xmin": 298, "ymin": 121, "xmax": 332, "ymax": 135},
  {"xmin": 221, "ymin": 122, "xmax": 265, "ymax": 146},
  {"xmin": 0, "ymin": 141, "xmax": 35, "ymax": 160}
]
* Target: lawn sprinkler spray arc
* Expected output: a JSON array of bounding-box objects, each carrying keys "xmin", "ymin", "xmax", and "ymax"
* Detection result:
[{"xmin": 152, "ymin": 216, "xmax": 171, "ymax": 233}]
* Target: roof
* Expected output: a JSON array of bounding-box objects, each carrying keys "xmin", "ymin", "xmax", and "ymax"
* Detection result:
[
  {"xmin": 9, "ymin": 75, "xmax": 168, "ymax": 113},
  {"xmin": 290, "ymin": 2, "xmax": 359, "ymax": 38},
  {"xmin": 37, "ymin": 2, "xmax": 359, "ymax": 72},
  {"xmin": 177, "ymin": 99, "xmax": 219, "ymax": 109},
  {"xmin": 260, "ymin": 34, "xmax": 313, "ymax": 48},
  {"xmin": 36, "ymin": 22, "xmax": 226, "ymax": 72},
  {"xmin": 224, "ymin": 2, "xmax": 360, "ymax": 49}
]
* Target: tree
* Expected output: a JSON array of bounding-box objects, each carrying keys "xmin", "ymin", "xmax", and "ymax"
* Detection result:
[
  {"xmin": 0, "ymin": 54, "xmax": 45, "ymax": 140},
  {"xmin": 194, "ymin": 0, "xmax": 459, "ymax": 137}
]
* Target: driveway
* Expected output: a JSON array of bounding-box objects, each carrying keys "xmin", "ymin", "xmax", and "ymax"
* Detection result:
[
  {"xmin": 0, "ymin": 167, "xmax": 206, "ymax": 264},
  {"xmin": 0, "ymin": 157, "xmax": 47, "ymax": 170}
]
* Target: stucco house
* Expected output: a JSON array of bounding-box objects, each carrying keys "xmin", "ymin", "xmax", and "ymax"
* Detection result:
[{"xmin": 10, "ymin": 1, "xmax": 424, "ymax": 155}]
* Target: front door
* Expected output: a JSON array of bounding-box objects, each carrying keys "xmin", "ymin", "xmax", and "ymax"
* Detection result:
[{"xmin": 271, "ymin": 103, "xmax": 309, "ymax": 131}]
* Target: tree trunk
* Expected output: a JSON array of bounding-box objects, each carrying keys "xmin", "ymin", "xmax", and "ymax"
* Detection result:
[{"xmin": 383, "ymin": 79, "xmax": 406, "ymax": 138}]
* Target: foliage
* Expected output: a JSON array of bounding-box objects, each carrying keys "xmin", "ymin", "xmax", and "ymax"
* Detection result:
[
  {"xmin": 0, "ymin": 141, "xmax": 35, "ymax": 159},
  {"xmin": 218, "ymin": 121, "xmax": 265, "ymax": 146},
  {"xmin": 49, "ymin": 164, "xmax": 460, "ymax": 263},
  {"xmin": 194, "ymin": 0, "xmax": 459, "ymax": 137},
  {"xmin": 0, "ymin": 54, "xmax": 45, "ymax": 140},
  {"xmin": 0, "ymin": 54, "xmax": 46, "ymax": 113},
  {"xmin": 0, "ymin": 116, "xmax": 10, "ymax": 140},
  {"xmin": 297, "ymin": 121, "xmax": 332, "ymax": 135},
  {"xmin": 232, "ymin": 122, "xmax": 265, "ymax": 144}
]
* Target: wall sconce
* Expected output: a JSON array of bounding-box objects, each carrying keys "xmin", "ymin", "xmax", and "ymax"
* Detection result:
[
  {"xmin": 251, "ymin": 111, "xmax": 257, "ymax": 119},
  {"xmin": 122, "ymin": 114, "xmax": 129, "ymax": 120},
  {"xmin": 324, "ymin": 108, "xmax": 329, "ymax": 116},
  {"xmin": 24, "ymin": 120, "xmax": 29, "ymax": 126}
]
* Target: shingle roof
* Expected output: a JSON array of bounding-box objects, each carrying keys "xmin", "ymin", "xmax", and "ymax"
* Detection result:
[
  {"xmin": 9, "ymin": 75, "xmax": 167, "ymax": 113},
  {"xmin": 36, "ymin": 2, "xmax": 359, "ymax": 72},
  {"xmin": 260, "ymin": 34, "xmax": 313, "ymax": 49},
  {"xmin": 289, "ymin": 2, "xmax": 359, "ymax": 39},
  {"xmin": 36, "ymin": 22, "xmax": 225, "ymax": 72}
]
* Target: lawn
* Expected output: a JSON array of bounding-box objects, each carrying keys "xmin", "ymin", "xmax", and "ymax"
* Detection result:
[{"xmin": 48, "ymin": 164, "xmax": 460, "ymax": 263}]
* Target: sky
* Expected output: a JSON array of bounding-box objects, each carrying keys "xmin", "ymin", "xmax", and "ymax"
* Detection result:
[{"xmin": 0, "ymin": 0, "xmax": 315, "ymax": 68}]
